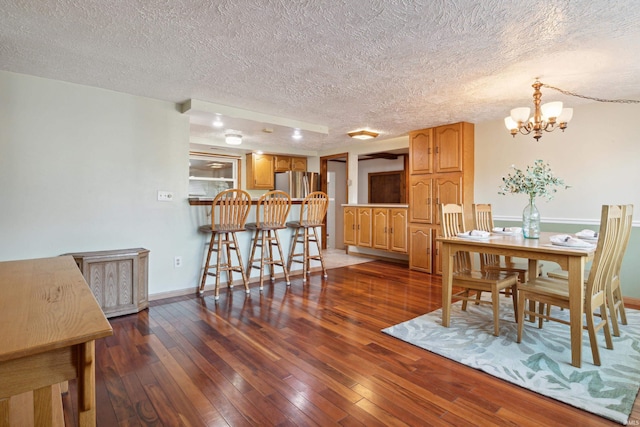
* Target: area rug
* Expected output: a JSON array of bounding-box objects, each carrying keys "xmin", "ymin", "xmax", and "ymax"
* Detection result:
[{"xmin": 382, "ymin": 296, "xmax": 640, "ymax": 425}]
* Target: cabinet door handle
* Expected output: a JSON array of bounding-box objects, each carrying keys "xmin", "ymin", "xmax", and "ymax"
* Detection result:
[{"xmin": 435, "ymin": 146, "xmax": 439, "ymax": 154}]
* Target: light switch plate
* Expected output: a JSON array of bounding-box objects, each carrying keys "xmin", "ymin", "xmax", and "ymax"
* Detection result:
[{"xmin": 157, "ymin": 191, "xmax": 173, "ymax": 201}]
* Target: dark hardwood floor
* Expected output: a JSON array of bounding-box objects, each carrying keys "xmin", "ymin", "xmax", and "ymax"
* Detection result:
[{"xmin": 63, "ymin": 260, "xmax": 640, "ymax": 426}]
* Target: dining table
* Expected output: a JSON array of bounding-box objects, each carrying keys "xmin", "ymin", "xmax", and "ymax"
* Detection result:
[
  {"xmin": 0, "ymin": 256, "xmax": 113, "ymax": 426},
  {"xmin": 437, "ymin": 231, "xmax": 595, "ymax": 368}
]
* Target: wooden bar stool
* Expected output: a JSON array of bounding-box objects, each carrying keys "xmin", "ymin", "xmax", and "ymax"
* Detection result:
[
  {"xmin": 286, "ymin": 191, "xmax": 329, "ymax": 281},
  {"xmin": 198, "ymin": 189, "xmax": 251, "ymax": 300},
  {"xmin": 246, "ymin": 190, "xmax": 292, "ymax": 290}
]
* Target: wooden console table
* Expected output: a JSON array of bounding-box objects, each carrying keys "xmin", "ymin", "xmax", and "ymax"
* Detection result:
[{"xmin": 0, "ymin": 256, "xmax": 113, "ymax": 426}]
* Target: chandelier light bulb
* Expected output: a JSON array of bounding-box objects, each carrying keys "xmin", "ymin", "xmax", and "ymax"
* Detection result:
[{"xmin": 540, "ymin": 101, "xmax": 563, "ymax": 120}]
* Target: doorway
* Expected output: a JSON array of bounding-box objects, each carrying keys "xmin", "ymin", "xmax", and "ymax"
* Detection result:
[{"xmin": 320, "ymin": 153, "xmax": 348, "ymax": 250}]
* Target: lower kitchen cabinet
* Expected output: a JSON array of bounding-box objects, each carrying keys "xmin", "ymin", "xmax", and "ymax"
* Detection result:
[
  {"xmin": 409, "ymin": 225, "xmax": 432, "ymax": 272},
  {"xmin": 344, "ymin": 205, "xmax": 407, "ymax": 254}
]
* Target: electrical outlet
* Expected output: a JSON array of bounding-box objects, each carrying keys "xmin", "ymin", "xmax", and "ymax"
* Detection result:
[
  {"xmin": 158, "ymin": 191, "xmax": 173, "ymax": 201},
  {"xmin": 174, "ymin": 256, "xmax": 182, "ymax": 268}
]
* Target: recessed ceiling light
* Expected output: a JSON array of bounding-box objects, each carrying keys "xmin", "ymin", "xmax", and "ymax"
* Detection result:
[
  {"xmin": 292, "ymin": 129, "xmax": 302, "ymax": 140},
  {"xmin": 348, "ymin": 130, "xmax": 379, "ymax": 140},
  {"xmin": 225, "ymin": 133, "xmax": 242, "ymax": 145},
  {"xmin": 212, "ymin": 114, "xmax": 224, "ymax": 128}
]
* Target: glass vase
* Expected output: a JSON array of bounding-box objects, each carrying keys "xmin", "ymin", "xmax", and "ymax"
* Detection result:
[{"xmin": 523, "ymin": 197, "xmax": 540, "ymax": 239}]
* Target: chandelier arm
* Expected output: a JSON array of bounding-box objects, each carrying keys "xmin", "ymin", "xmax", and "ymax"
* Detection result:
[
  {"xmin": 518, "ymin": 126, "xmax": 532, "ymax": 136},
  {"xmin": 541, "ymin": 83, "xmax": 640, "ymax": 104}
]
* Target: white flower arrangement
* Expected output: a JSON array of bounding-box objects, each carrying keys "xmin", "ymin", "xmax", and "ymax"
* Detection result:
[{"xmin": 498, "ymin": 160, "xmax": 569, "ymax": 201}]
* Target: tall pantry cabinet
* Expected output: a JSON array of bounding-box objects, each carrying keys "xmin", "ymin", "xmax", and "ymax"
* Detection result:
[{"xmin": 408, "ymin": 122, "xmax": 474, "ymax": 273}]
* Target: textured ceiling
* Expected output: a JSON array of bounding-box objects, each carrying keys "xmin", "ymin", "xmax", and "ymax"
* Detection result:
[{"xmin": 2, "ymin": 0, "xmax": 640, "ymax": 152}]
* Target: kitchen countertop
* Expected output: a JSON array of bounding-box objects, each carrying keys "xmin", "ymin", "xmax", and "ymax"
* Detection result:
[
  {"xmin": 341, "ymin": 203, "xmax": 409, "ymax": 208},
  {"xmin": 189, "ymin": 197, "xmax": 305, "ymax": 206}
]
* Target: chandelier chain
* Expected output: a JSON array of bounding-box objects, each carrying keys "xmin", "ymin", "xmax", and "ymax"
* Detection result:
[{"xmin": 541, "ymin": 83, "xmax": 640, "ymax": 104}]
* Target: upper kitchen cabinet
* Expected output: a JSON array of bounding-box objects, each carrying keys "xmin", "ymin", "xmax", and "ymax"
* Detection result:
[
  {"xmin": 291, "ymin": 156, "xmax": 307, "ymax": 171},
  {"xmin": 409, "ymin": 122, "xmax": 472, "ymax": 176},
  {"xmin": 274, "ymin": 155, "xmax": 307, "ymax": 172},
  {"xmin": 434, "ymin": 123, "xmax": 466, "ymax": 173},
  {"xmin": 409, "ymin": 129, "xmax": 433, "ymax": 175},
  {"xmin": 246, "ymin": 153, "xmax": 274, "ymax": 189}
]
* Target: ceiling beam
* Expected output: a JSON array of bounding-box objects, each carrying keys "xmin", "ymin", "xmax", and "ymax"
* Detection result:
[{"xmin": 181, "ymin": 99, "xmax": 329, "ymax": 135}]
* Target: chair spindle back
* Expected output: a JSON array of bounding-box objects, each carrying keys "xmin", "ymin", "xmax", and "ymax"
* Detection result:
[
  {"xmin": 300, "ymin": 191, "xmax": 329, "ymax": 225},
  {"xmin": 211, "ymin": 189, "xmax": 251, "ymax": 229},
  {"xmin": 256, "ymin": 190, "xmax": 291, "ymax": 228}
]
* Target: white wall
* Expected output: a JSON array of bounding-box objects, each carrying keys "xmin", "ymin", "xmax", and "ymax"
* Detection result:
[
  {"xmin": 0, "ymin": 71, "xmax": 202, "ymax": 297},
  {"xmin": 328, "ymin": 160, "xmax": 348, "ymax": 248},
  {"xmin": 475, "ymin": 101, "xmax": 640, "ymax": 223}
]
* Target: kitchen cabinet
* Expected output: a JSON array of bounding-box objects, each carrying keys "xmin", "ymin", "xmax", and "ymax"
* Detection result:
[
  {"xmin": 409, "ymin": 225, "xmax": 432, "ymax": 272},
  {"xmin": 408, "ymin": 121, "xmax": 474, "ymax": 273},
  {"xmin": 408, "ymin": 173, "xmax": 462, "ymax": 225},
  {"xmin": 409, "ymin": 129, "xmax": 433, "ymax": 174},
  {"xmin": 373, "ymin": 208, "xmax": 408, "ymax": 253},
  {"xmin": 343, "ymin": 206, "xmax": 357, "ymax": 246},
  {"xmin": 434, "ymin": 175, "xmax": 463, "ymax": 224},
  {"xmin": 343, "ymin": 206, "xmax": 372, "ymax": 248},
  {"xmin": 409, "ymin": 175, "xmax": 432, "ymax": 223},
  {"xmin": 356, "ymin": 207, "xmax": 373, "ymax": 247},
  {"xmin": 246, "ymin": 153, "xmax": 274, "ymax": 189},
  {"xmin": 389, "ymin": 208, "xmax": 408, "ymax": 252},
  {"xmin": 344, "ymin": 206, "xmax": 407, "ymax": 254},
  {"xmin": 274, "ymin": 155, "xmax": 307, "ymax": 172},
  {"xmin": 434, "ymin": 124, "xmax": 464, "ymax": 173},
  {"xmin": 291, "ymin": 156, "xmax": 307, "ymax": 171}
]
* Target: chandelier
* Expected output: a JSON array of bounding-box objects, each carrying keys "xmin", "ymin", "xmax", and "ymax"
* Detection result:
[{"xmin": 504, "ymin": 80, "xmax": 573, "ymax": 141}]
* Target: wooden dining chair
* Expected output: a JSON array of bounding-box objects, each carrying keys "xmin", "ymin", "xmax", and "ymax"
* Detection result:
[
  {"xmin": 246, "ymin": 190, "xmax": 292, "ymax": 290},
  {"xmin": 516, "ymin": 204, "xmax": 620, "ymax": 366},
  {"xmin": 286, "ymin": 191, "xmax": 329, "ymax": 281},
  {"xmin": 544, "ymin": 204, "xmax": 632, "ymax": 337},
  {"xmin": 606, "ymin": 204, "xmax": 633, "ymax": 336},
  {"xmin": 198, "ymin": 189, "xmax": 252, "ymax": 300},
  {"xmin": 440, "ymin": 203, "xmax": 519, "ymax": 336},
  {"xmin": 472, "ymin": 203, "xmax": 542, "ymax": 283}
]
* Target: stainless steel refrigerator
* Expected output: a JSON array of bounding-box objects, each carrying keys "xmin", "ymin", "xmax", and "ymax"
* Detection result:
[{"xmin": 274, "ymin": 171, "xmax": 320, "ymax": 198}]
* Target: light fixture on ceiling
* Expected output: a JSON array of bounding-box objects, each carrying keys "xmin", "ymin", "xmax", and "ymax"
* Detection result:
[
  {"xmin": 348, "ymin": 130, "xmax": 379, "ymax": 140},
  {"xmin": 504, "ymin": 80, "xmax": 573, "ymax": 141},
  {"xmin": 225, "ymin": 133, "xmax": 242, "ymax": 145},
  {"xmin": 212, "ymin": 114, "xmax": 224, "ymax": 128},
  {"xmin": 292, "ymin": 129, "xmax": 302, "ymax": 140}
]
